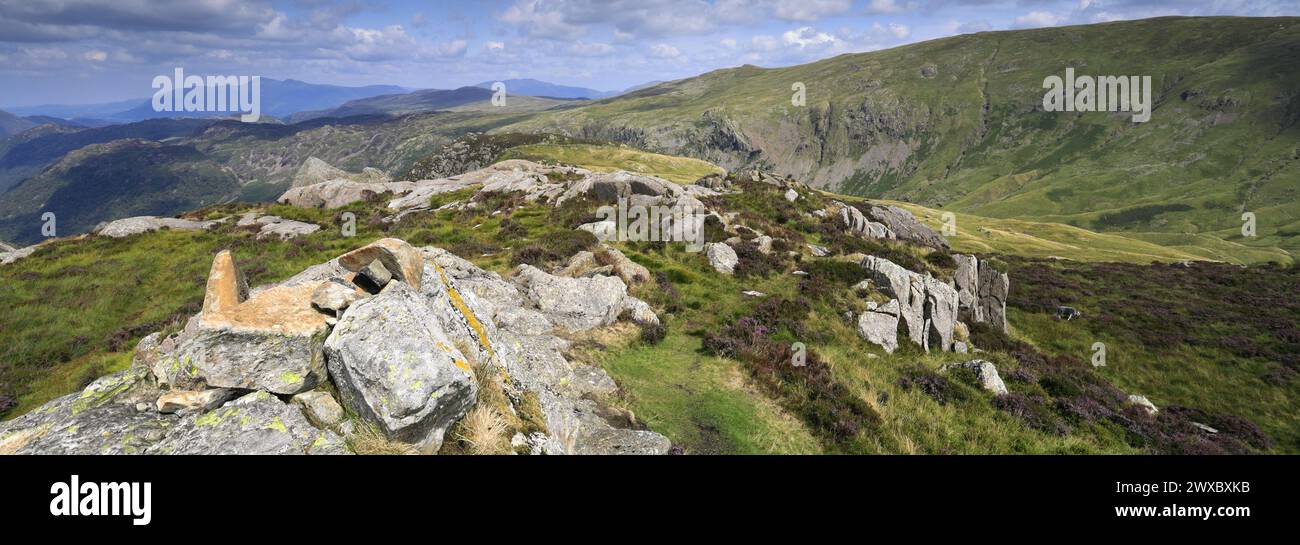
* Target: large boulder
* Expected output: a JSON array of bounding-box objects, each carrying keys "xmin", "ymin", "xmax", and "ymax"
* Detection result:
[
  {"xmin": 943, "ymin": 360, "xmax": 1008, "ymax": 396},
  {"xmin": 857, "ymin": 300, "xmax": 900, "ymax": 353},
  {"xmin": 705, "ymin": 242, "xmax": 738, "ymax": 275},
  {"xmin": 94, "ymin": 216, "xmax": 216, "ymax": 238},
  {"xmin": 512, "ymin": 265, "xmax": 629, "ymax": 332},
  {"xmin": 324, "ymin": 282, "xmax": 478, "ymax": 453},
  {"xmin": 290, "ymin": 157, "xmax": 392, "ymax": 188},
  {"xmin": 861, "ymin": 256, "xmax": 926, "ymax": 347},
  {"xmin": 0, "ymin": 367, "xmax": 163, "ymax": 455}
]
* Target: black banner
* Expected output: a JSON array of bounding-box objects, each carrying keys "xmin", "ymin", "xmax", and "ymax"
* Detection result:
[{"xmin": 1, "ymin": 455, "xmax": 1291, "ymax": 534}]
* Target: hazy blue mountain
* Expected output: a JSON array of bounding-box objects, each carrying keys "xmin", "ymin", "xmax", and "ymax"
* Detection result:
[
  {"xmin": 474, "ymin": 79, "xmax": 617, "ymax": 99},
  {"xmin": 7, "ymin": 79, "xmax": 408, "ymax": 123},
  {"xmin": 288, "ymin": 87, "xmax": 501, "ymax": 122}
]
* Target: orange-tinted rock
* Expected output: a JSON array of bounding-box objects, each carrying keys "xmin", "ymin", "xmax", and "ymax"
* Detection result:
[{"xmin": 338, "ymin": 238, "xmax": 423, "ymax": 290}]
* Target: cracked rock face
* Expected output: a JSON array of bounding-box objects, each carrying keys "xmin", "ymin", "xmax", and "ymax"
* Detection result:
[
  {"xmin": 861, "ymin": 255, "xmax": 958, "ymax": 353},
  {"xmin": 953, "ymin": 254, "xmax": 1009, "ymax": 333}
]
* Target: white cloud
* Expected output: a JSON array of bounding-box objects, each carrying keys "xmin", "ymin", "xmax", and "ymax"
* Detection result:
[
  {"xmin": 649, "ymin": 43, "xmax": 681, "ymax": 58},
  {"xmin": 484, "ymin": 41, "xmax": 505, "ymax": 53},
  {"xmin": 864, "ymin": 0, "xmax": 915, "ymax": 15},
  {"xmin": 782, "ymin": 27, "xmax": 837, "ymax": 49},
  {"xmin": 83, "ymin": 49, "xmax": 106, "ymax": 61},
  {"xmin": 1015, "ymin": 11, "xmax": 1066, "ymax": 28}
]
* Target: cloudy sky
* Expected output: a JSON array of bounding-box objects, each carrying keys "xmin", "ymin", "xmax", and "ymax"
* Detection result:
[{"xmin": 1, "ymin": 0, "xmax": 1297, "ymax": 107}]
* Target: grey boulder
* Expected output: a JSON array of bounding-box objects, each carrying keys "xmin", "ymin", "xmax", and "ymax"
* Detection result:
[{"xmin": 324, "ymin": 282, "xmax": 478, "ymax": 453}]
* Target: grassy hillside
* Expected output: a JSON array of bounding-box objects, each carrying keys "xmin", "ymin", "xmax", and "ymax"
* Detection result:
[
  {"xmin": 498, "ymin": 143, "xmax": 725, "ymax": 183},
  {"xmin": 3, "ymin": 158, "xmax": 1290, "ymax": 454},
  {"xmin": 502, "ymin": 16, "xmax": 1300, "ymax": 263}
]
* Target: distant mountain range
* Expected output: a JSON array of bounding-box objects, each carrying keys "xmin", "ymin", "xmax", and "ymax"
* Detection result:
[
  {"xmin": 473, "ymin": 79, "xmax": 664, "ymax": 100},
  {"xmin": 3, "ymin": 79, "xmax": 408, "ymax": 124}
]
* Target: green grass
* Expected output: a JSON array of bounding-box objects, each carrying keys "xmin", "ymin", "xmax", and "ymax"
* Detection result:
[{"xmin": 497, "ymin": 143, "xmax": 725, "ymax": 183}]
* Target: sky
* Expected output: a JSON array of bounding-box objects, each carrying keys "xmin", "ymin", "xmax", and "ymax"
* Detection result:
[{"xmin": 1, "ymin": 0, "xmax": 1298, "ymax": 107}]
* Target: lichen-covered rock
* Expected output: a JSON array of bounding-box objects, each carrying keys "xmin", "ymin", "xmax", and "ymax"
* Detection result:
[
  {"xmin": 839, "ymin": 204, "xmax": 891, "ymax": 240},
  {"xmin": 705, "ymin": 242, "xmax": 738, "ymax": 274},
  {"xmin": 621, "ymin": 297, "xmax": 660, "ymax": 326},
  {"xmin": 155, "ymin": 251, "xmax": 330, "ymax": 395},
  {"xmin": 512, "ymin": 264, "xmax": 628, "ymax": 332},
  {"xmin": 254, "ymin": 217, "xmax": 321, "ymax": 241},
  {"xmin": 324, "ymin": 282, "xmax": 478, "ymax": 453},
  {"xmin": 147, "ymin": 391, "xmax": 348, "ymax": 454},
  {"xmin": 857, "ymin": 300, "xmax": 900, "ymax": 353},
  {"xmin": 0, "ymin": 367, "xmax": 167, "ymax": 455}
]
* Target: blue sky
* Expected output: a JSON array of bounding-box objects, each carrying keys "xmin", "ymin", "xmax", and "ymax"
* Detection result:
[{"xmin": 1, "ymin": 0, "xmax": 1298, "ymax": 106}]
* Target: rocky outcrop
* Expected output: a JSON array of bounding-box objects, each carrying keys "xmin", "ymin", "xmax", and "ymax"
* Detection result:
[
  {"xmin": 953, "ymin": 254, "xmax": 1009, "ymax": 332},
  {"xmin": 860, "ymin": 255, "xmax": 959, "ymax": 352},
  {"xmin": 513, "ymin": 265, "xmax": 631, "ymax": 332},
  {"xmin": 857, "ymin": 300, "xmax": 900, "ymax": 353},
  {"xmin": 557, "ymin": 246, "xmax": 651, "ymax": 287},
  {"xmin": 325, "ymin": 282, "xmax": 478, "ymax": 453},
  {"xmin": 861, "ymin": 255, "xmax": 927, "ymax": 347},
  {"xmin": 94, "ymin": 216, "xmax": 216, "ymax": 238},
  {"xmin": 237, "ymin": 213, "xmax": 321, "ymax": 241},
  {"xmin": 148, "ymin": 391, "xmax": 348, "ymax": 455},
  {"xmin": 0, "ymin": 243, "xmax": 36, "ymax": 265},
  {"xmin": 943, "ymin": 360, "xmax": 1008, "ymax": 396},
  {"xmin": 278, "ymin": 179, "xmax": 416, "ymax": 209},
  {"xmin": 865, "ymin": 204, "xmax": 949, "ymax": 250},
  {"xmin": 291, "ymin": 157, "xmax": 391, "ymax": 188},
  {"xmin": 6, "ymin": 234, "xmax": 671, "ymax": 456},
  {"xmin": 838, "ymin": 202, "xmax": 892, "ymax": 240},
  {"xmin": 923, "ymin": 276, "xmax": 959, "ymax": 352},
  {"xmin": 705, "ymin": 242, "xmax": 738, "ymax": 274}
]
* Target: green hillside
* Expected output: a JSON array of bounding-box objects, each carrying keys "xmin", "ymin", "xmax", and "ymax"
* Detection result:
[{"xmin": 503, "ymin": 16, "xmax": 1300, "ymax": 263}]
